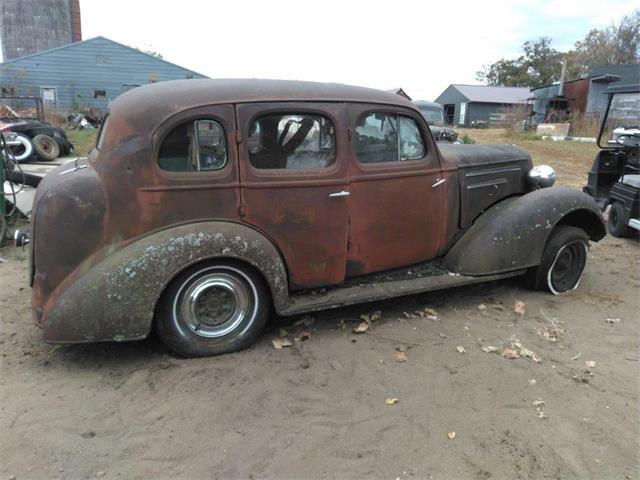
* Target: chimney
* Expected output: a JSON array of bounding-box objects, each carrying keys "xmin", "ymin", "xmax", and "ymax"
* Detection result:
[
  {"xmin": 69, "ymin": 0, "xmax": 82, "ymax": 43},
  {"xmin": 558, "ymin": 59, "xmax": 567, "ymax": 96}
]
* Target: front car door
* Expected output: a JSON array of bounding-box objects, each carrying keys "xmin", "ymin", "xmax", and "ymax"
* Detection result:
[
  {"xmin": 346, "ymin": 104, "xmax": 446, "ymax": 276},
  {"xmin": 237, "ymin": 102, "xmax": 350, "ymax": 290}
]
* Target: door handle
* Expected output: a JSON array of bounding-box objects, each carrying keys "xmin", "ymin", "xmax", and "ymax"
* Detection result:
[
  {"xmin": 328, "ymin": 190, "xmax": 350, "ymax": 198},
  {"xmin": 432, "ymin": 178, "xmax": 446, "ymax": 188}
]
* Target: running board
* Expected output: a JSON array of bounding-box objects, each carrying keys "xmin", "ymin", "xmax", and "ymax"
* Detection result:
[
  {"xmin": 628, "ymin": 218, "xmax": 640, "ymax": 231},
  {"xmin": 280, "ymin": 264, "xmax": 526, "ymax": 316}
]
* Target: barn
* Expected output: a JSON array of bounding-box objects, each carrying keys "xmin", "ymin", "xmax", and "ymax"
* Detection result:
[
  {"xmin": 434, "ymin": 84, "xmax": 530, "ymax": 127},
  {"xmin": 0, "ymin": 36, "xmax": 207, "ymax": 112}
]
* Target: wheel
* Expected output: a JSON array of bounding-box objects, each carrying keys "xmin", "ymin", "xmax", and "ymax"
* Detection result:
[
  {"xmin": 529, "ymin": 226, "xmax": 589, "ymax": 294},
  {"xmin": 155, "ymin": 260, "xmax": 271, "ymax": 357},
  {"xmin": 607, "ymin": 201, "xmax": 634, "ymax": 238},
  {"xmin": 6, "ymin": 133, "xmax": 34, "ymax": 163},
  {"xmin": 32, "ymin": 134, "xmax": 60, "ymax": 161}
]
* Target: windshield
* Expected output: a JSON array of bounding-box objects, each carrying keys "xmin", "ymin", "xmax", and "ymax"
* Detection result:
[
  {"xmin": 419, "ymin": 108, "xmax": 444, "ymax": 126},
  {"xmin": 599, "ymin": 92, "xmax": 640, "ymax": 148}
]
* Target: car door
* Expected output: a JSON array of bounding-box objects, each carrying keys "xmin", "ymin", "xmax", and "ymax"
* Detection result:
[
  {"xmin": 346, "ymin": 104, "xmax": 446, "ymax": 277},
  {"xmin": 237, "ymin": 102, "xmax": 350, "ymax": 290}
]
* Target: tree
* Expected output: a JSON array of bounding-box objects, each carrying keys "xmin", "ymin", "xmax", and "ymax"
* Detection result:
[
  {"xmin": 570, "ymin": 10, "xmax": 639, "ymax": 76},
  {"xmin": 476, "ymin": 37, "xmax": 562, "ymax": 88},
  {"xmin": 477, "ymin": 10, "xmax": 640, "ymax": 87}
]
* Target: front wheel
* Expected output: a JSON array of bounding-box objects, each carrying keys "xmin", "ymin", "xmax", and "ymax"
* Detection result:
[
  {"xmin": 529, "ymin": 226, "xmax": 589, "ymax": 294},
  {"xmin": 607, "ymin": 201, "xmax": 634, "ymax": 238},
  {"xmin": 155, "ymin": 261, "xmax": 271, "ymax": 357}
]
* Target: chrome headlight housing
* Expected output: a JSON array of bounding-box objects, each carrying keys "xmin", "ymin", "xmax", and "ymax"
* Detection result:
[{"xmin": 528, "ymin": 165, "xmax": 556, "ymax": 189}]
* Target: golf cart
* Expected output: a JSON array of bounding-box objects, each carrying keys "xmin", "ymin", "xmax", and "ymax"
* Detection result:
[{"xmin": 584, "ymin": 84, "xmax": 640, "ymax": 237}]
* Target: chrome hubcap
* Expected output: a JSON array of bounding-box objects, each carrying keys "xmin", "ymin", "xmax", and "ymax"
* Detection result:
[{"xmin": 179, "ymin": 272, "xmax": 251, "ymax": 338}]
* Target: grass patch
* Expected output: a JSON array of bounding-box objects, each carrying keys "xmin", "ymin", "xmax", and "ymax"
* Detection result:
[{"xmin": 65, "ymin": 129, "xmax": 98, "ymax": 156}]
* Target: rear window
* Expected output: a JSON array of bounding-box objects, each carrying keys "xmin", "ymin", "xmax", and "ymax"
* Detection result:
[
  {"xmin": 247, "ymin": 113, "xmax": 336, "ymax": 170},
  {"xmin": 96, "ymin": 115, "xmax": 109, "ymax": 150},
  {"xmin": 355, "ymin": 113, "xmax": 425, "ymax": 164},
  {"xmin": 158, "ymin": 119, "xmax": 227, "ymax": 172}
]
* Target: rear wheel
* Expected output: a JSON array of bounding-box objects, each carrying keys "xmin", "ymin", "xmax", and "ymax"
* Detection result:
[
  {"xmin": 529, "ymin": 226, "xmax": 589, "ymax": 294},
  {"xmin": 32, "ymin": 134, "xmax": 60, "ymax": 161},
  {"xmin": 155, "ymin": 261, "xmax": 270, "ymax": 357},
  {"xmin": 607, "ymin": 201, "xmax": 633, "ymax": 238}
]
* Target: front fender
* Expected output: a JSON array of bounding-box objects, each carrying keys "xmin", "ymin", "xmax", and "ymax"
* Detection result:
[
  {"xmin": 42, "ymin": 222, "xmax": 289, "ymax": 343},
  {"xmin": 443, "ymin": 187, "xmax": 605, "ymax": 275}
]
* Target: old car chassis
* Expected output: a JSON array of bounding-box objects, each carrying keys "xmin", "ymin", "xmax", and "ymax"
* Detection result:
[{"xmin": 18, "ymin": 79, "xmax": 605, "ymax": 356}]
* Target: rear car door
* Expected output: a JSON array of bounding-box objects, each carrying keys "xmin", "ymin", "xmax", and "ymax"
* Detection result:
[
  {"xmin": 346, "ymin": 104, "xmax": 445, "ymax": 276},
  {"xmin": 237, "ymin": 102, "xmax": 350, "ymax": 290}
]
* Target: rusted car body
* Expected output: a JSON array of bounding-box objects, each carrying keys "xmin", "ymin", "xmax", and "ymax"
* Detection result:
[{"xmin": 20, "ymin": 79, "xmax": 606, "ymax": 356}]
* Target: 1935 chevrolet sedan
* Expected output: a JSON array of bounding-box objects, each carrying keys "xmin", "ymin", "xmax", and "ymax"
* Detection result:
[{"xmin": 17, "ymin": 79, "xmax": 606, "ymax": 357}]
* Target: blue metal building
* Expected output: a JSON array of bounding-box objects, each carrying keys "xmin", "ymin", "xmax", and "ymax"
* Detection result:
[
  {"xmin": 434, "ymin": 84, "xmax": 530, "ymax": 127},
  {"xmin": 0, "ymin": 36, "xmax": 207, "ymax": 111}
]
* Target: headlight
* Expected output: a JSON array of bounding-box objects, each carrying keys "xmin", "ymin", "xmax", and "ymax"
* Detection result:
[{"xmin": 527, "ymin": 165, "xmax": 556, "ymax": 189}]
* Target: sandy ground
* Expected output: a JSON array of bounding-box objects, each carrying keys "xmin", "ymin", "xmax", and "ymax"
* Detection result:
[{"xmin": 1, "ymin": 131, "xmax": 639, "ymax": 479}]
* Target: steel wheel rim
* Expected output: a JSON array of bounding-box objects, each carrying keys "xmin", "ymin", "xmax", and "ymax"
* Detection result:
[
  {"xmin": 548, "ymin": 241, "xmax": 587, "ymax": 294},
  {"xmin": 178, "ymin": 272, "xmax": 253, "ymax": 338}
]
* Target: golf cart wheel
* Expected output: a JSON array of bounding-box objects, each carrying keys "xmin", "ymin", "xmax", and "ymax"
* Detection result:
[
  {"xmin": 7, "ymin": 133, "xmax": 34, "ymax": 163},
  {"xmin": 32, "ymin": 134, "xmax": 60, "ymax": 161},
  {"xmin": 607, "ymin": 201, "xmax": 634, "ymax": 238},
  {"xmin": 529, "ymin": 226, "xmax": 589, "ymax": 294},
  {"xmin": 155, "ymin": 260, "xmax": 271, "ymax": 357}
]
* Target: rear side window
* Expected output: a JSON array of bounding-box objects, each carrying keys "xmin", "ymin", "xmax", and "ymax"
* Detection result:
[
  {"xmin": 355, "ymin": 113, "xmax": 425, "ymax": 164},
  {"xmin": 247, "ymin": 113, "xmax": 336, "ymax": 170},
  {"xmin": 158, "ymin": 119, "xmax": 227, "ymax": 171}
]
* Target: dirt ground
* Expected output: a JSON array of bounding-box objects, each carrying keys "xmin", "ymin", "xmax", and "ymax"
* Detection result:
[{"xmin": 1, "ymin": 131, "xmax": 639, "ymax": 479}]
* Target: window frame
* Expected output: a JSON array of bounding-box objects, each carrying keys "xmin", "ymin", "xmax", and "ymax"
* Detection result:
[
  {"xmin": 245, "ymin": 107, "xmax": 341, "ymax": 177},
  {"xmin": 353, "ymin": 109, "xmax": 429, "ymax": 168},
  {"xmin": 153, "ymin": 107, "xmax": 234, "ymax": 180}
]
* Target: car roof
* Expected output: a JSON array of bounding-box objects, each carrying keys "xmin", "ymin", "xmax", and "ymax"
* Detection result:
[
  {"xmin": 414, "ymin": 100, "xmax": 442, "ymax": 109},
  {"xmin": 109, "ymin": 78, "xmax": 418, "ymax": 125}
]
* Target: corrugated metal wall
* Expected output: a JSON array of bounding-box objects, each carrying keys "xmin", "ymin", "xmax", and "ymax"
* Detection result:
[
  {"xmin": 433, "ymin": 85, "xmax": 464, "ymax": 125},
  {"xmin": 0, "ymin": 36, "xmax": 206, "ymax": 111}
]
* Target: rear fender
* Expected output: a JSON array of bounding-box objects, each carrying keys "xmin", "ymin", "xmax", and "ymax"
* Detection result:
[
  {"xmin": 443, "ymin": 187, "xmax": 606, "ymax": 275},
  {"xmin": 42, "ymin": 221, "xmax": 289, "ymax": 343}
]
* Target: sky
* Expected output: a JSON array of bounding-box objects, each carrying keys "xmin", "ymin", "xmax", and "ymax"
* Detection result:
[{"xmin": 77, "ymin": 0, "xmax": 636, "ymax": 100}]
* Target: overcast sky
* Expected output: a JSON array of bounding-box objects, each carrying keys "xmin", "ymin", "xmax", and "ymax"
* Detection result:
[{"xmin": 80, "ymin": 0, "xmax": 636, "ymax": 100}]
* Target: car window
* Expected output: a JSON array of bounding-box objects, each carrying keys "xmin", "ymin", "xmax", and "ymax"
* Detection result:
[
  {"xmin": 158, "ymin": 119, "xmax": 227, "ymax": 172},
  {"xmin": 355, "ymin": 113, "xmax": 425, "ymax": 164},
  {"xmin": 248, "ymin": 113, "xmax": 336, "ymax": 170},
  {"xmin": 399, "ymin": 116, "xmax": 426, "ymax": 160}
]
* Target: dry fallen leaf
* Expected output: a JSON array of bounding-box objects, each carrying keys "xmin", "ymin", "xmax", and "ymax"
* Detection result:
[
  {"xmin": 514, "ymin": 300, "xmax": 526, "ymax": 316},
  {"xmin": 385, "ymin": 397, "xmax": 399, "ymax": 405},
  {"xmin": 478, "ymin": 304, "xmax": 487, "ymax": 311},
  {"xmin": 537, "ymin": 411, "xmax": 548, "ymax": 420},
  {"xmin": 295, "ymin": 331, "xmax": 311, "ymax": 342},
  {"xmin": 585, "ymin": 360, "xmax": 596, "ymax": 369},
  {"xmin": 294, "ymin": 315, "xmax": 314, "ymax": 327},
  {"xmin": 528, "ymin": 379, "xmax": 537, "ymax": 385},
  {"xmin": 502, "ymin": 347, "xmax": 520, "ymax": 359},
  {"xmin": 272, "ymin": 338, "xmax": 292, "ymax": 350},
  {"xmin": 361, "ymin": 310, "xmax": 382, "ymax": 323},
  {"xmin": 394, "ymin": 351, "xmax": 408, "ymax": 363},
  {"xmin": 353, "ymin": 321, "xmax": 370, "ymax": 334},
  {"xmin": 423, "ymin": 307, "xmax": 438, "ymax": 320},
  {"xmin": 532, "ymin": 399, "xmax": 545, "ymax": 407},
  {"xmin": 605, "ymin": 318, "xmax": 620, "ymax": 324},
  {"xmin": 481, "ymin": 346, "xmax": 498, "ymax": 353},
  {"xmin": 456, "ymin": 346, "xmax": 466, "ymax": 354},
  {"xmin": 447, "ymin": 431, "xmax": 456, "ymax": 440}
]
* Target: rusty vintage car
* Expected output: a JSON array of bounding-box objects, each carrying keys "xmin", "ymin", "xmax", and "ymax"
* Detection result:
[{"xmin": 16, "ymin": 79, "xmax": 606, "ymax": 357}]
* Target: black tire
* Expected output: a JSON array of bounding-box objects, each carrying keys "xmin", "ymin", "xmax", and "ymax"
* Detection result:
[
  {"xmin": 32, "ymin": 134, "xmax": 60, "ymax": 161},
  {"xmin": 607, "ymin": 201, "xmax": 634, "ymax": 238},
  {"xmin": 155, "ymin": 260, "xmax": 271, "ymax": 357},
  {"xmin": 529, "ymin": 226, "xmax": 589, "ymax": 294},
  {"xmin": 6, "ymin": 133, "xmax": 34, "ymax": 163}
]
